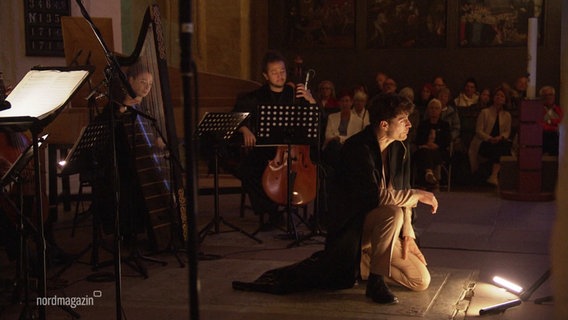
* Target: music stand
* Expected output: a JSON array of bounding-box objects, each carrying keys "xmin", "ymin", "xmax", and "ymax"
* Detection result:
[
  {"xmin": 1, "ymin": 134, "xmax": 47, "ymax": 188},
  {"xmin": 60, "ymin": 121, "xmax": 110, "ymax": 176},
  {"xmin": 256, "ymin": 104, "xmax": 322, "ymax": 244},
  {"xmin": 1, "ymin": 66, "xmax": 92, "ymax": 320},
  {"xmin": 196, "ymin": 112, "xmax": 261, "ymax": 243},
  {"xmin": 55, "ymin": 121, "xmax": 113, "ymax": 271},
  {"xmin": 58, "ymin": 120, "xmax": 109, "ymax": 237}
]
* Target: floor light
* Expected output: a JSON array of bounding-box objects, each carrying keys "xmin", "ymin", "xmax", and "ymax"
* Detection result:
[
  {"xmin": 478, "ymin": 276, "xmax": 524, "ymax": 315},
  {"xmin": 492, "ymin": 276, "xmax": 524, "ymax": 294}
]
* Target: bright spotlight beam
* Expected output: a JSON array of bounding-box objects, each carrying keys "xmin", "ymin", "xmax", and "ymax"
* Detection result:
[{"xmin": 493, "ymin": 276, "xmax": 523, "ymax": 294}]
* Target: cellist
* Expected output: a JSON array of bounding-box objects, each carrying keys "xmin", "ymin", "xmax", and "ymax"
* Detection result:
[{"xmin": 233, "ymin": 51, "xmax": 316, "ymax": 230}]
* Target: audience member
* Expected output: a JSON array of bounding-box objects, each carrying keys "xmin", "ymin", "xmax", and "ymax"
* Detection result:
[
  {"xmin": 322, "ymin": 90, "xmax": 364, "ymax": 168},
  {"xmin": 539, "ymin": 85, "xmax": 563, "ymax": 156},
  {"xmin": 511, "ymin": 76, "xmax": 528, "ymax": 100},
  {"xmin": 454, "ymin": 77, "xmax": 479, "ymax": 108},
  {"xmin": 352, "ymin": 90, "xmax": 370, "ymax": 128},
  {"xmin": 374, "ymin": 71, "xmax": 388, "ymax": 96},
  {"xmin": 317, "ymin": 80, "xmax": 339, "ymax": 112},
  {"xmin": 468, "ymin": 86, "xmax": 512, "ymax": 186},
  {"xmin": 399, "ymin": 87, "xmax": 419, "ymax": 145},
  {"xmin": 475, "ymin": 88, "xmax": 491, "ymax": 109},
  {"xmin": 383, "ymin": 77, "xmax": 398, "ymax": 94},
  {"xmin": 415, "ymin": 83, "xmax": 433, "ymax": 116},
  {"xmin": 458, "ymin": 87, "xmax": 490, "ymax": 152},
  {"xmin": 431, "ymin": 76, "xmax": 446, "ymax": 98},
  {"xmin": 436, "ymin": 87, "xmax": 461, "ymax": 143},
  {"xmin": 509, "ymin": 76, "xmax": 528, "ymax": 123},
  {"xmin": 413, "ymin": 99, "xmax": 451, "ymax": 189}
]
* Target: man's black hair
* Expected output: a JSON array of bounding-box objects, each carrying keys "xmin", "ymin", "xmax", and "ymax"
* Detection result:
[
  {"xmin": 261, "ymin": 50, "xmax": 287, "ymax": 73},
  {"xmin": 368, "ymin": 93, "xmax": 412, "ymax": 128}
]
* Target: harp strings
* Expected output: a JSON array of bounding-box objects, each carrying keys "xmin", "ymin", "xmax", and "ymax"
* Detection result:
[{"xmin": 135, "ymin": 22, "xmax": 171, "ymax": 183}]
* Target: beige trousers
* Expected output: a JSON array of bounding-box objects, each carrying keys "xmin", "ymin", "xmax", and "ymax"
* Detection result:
[{"xmin": 360, "ymin": 205, "xmax": 431, "ymax": 291}]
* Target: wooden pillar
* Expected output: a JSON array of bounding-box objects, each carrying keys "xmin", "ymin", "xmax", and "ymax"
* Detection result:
[{"xmin": 552, "ymin": 1, "xmax": 568, "ymax": 319}]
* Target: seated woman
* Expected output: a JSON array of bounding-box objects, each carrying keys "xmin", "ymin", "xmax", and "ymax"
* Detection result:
[
  {"xmin": 322, "ymin": 90, "xmax": 364, "ymax": 168},
  {"xmin": 468, "ymin": 86, "xmax": 512, "ymax": 186},
  {"xmin": 413, "ymin": 99, "xmax": 451, "ymax": 188},
  {"xmin": 316, "ymin": 80, "xmax": 339, "ymax": 112}
]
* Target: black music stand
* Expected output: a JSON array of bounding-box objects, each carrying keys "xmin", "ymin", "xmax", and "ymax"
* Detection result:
[
  {"xmin": 1, "ymin": 66, "xmax": 92, "ymax": 320},
  {"xmin": 60, "ymin": 121, "xmax": 110, "ymax": 176},
  {"xmin": 55, "ymin": 121, "xmax": 113, "ymax": 273},
  {"xmin": 256, "ymin": 104, "xmax": 322, "ymax": 245},
  {"xmin": 196, "ymin": 112, "xmax": 261, "ymax": 243}
]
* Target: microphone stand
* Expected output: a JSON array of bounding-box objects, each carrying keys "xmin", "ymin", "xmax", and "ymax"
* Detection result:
[
  {"xmin": 179, "ymin": 1, "xmax": 201, "ymax": 319},
  {"xmin": 76, "ymin": 1, "xmax": 137, "ymax": 318}
]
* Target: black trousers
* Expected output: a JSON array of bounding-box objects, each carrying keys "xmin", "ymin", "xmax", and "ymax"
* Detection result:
[{"xmin": 235, "ymin": 147, "xmax": 279, "ymax": 216}]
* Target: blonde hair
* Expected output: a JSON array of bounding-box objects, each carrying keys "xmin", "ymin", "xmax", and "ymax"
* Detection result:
[
  {"xmin": 427, "ymin": 98, "xmax": 442, "ymax": 109},
  {"xmin": 318, "ymin": 80, "xmax": 336, "ymax": 98},
  {"xmin": 353, "ymin": 90, "xmax": 368, "ymax": 102},
  {"xmin": 539, "ymin": 85, "xmax": 555, "ymax": 96}
]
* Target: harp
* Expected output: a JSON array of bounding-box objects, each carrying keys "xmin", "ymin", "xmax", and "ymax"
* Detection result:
[{"xmin": 114, "ymin": 5, "xmax": 186, "ymax": 249}]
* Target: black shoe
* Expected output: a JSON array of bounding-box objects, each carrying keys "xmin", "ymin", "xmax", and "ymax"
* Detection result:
[{"xmin": 366, "ymin": 273, "xmax": 399, "ymax": 304}]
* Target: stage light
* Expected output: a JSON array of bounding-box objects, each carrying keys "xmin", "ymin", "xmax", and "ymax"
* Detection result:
[
  {"xmin": 479, "ymin": 298, "xmax": 522, "ymax": 315},
  {"xmin": 493, "ymin": 276, "xmax": 523, "ymax": 294},
  {"xmin": 478, "ymin": 276, "xmax": 525, "ymax": 315}
]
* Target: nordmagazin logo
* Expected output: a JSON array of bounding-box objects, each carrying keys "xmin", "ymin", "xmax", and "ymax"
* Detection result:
[{"xmin": 36, "ymin": 291, "xmax": 102, "ymax": 309}]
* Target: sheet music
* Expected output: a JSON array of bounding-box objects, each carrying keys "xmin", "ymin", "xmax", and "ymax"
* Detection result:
[{"xmin": 2, "ymin": 69, "xmax": 90, "ymax": 120}]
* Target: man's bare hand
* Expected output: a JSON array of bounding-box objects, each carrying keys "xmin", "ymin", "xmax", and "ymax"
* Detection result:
[
  {"xmin": 239, "ymin": 126, "xmax": 256, "ymax": 147},
  {"xmin": 414, "ymin": 189, "xmax": 438, "ymax": 213},
  {"xmin": 295, "ymin": 83, "xmax": 316, "ymax": 104}
]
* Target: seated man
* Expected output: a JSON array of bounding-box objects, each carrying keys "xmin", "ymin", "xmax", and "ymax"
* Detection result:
[
  {"xmin": 232, "ymin": 50, "xmax": 315, "ymax": 227},
  {"xmin": 232, "ymin": 94, "xmax": 438, "ymax": 304}
]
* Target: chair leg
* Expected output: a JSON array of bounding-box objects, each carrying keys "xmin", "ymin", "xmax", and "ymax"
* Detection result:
[
  {"xmin": 447, "ymin": 164, "xmax": 452, "ymax": 192},
  {"xmin": 437, "ymin": 164, "xmax": 452, "ymax": 192}
]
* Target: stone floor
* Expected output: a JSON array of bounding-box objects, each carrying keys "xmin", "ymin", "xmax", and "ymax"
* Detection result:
[{"xmin": 0, "ymin": 175, "xmax": 556, "ymax": 319}]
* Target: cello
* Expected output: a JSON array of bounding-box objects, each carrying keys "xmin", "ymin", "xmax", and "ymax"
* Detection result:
[{"xmin": 261, "ymin": 144, "xmax": 316, "ymax": 206}]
